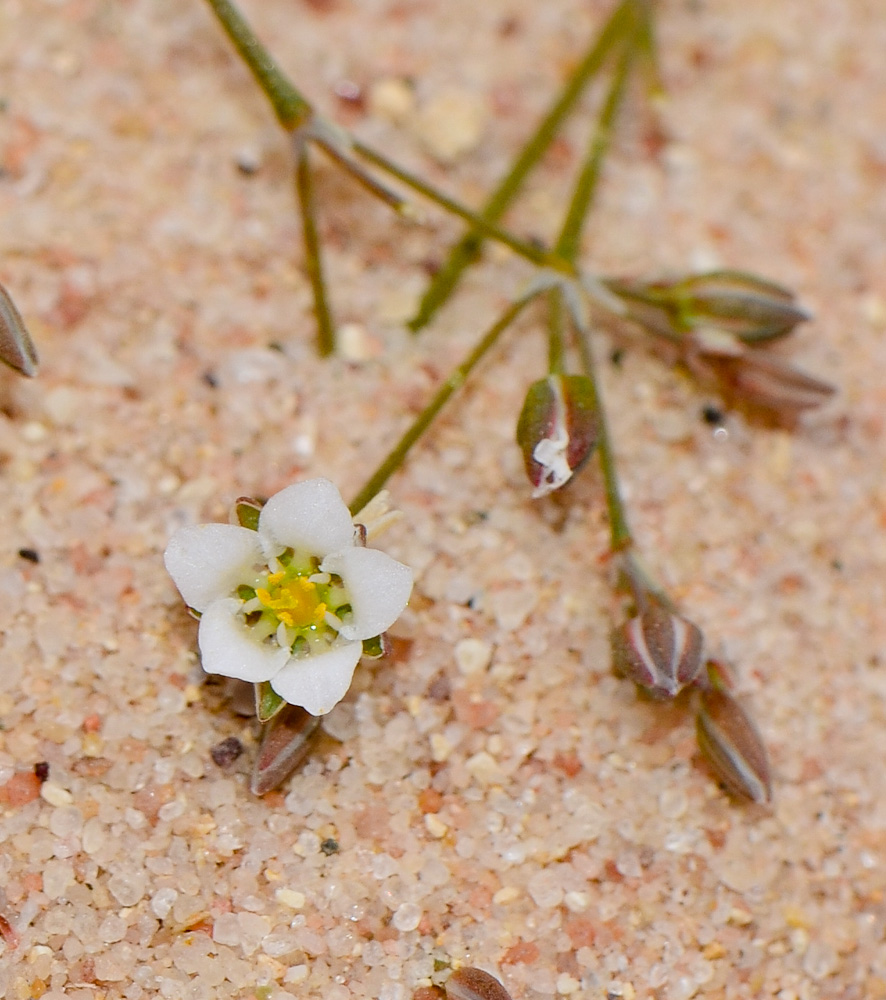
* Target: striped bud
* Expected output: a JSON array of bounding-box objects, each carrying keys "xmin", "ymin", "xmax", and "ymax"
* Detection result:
[
  {"xmin": 251, "ymin": 703, "xmax": 322, "ymax": 795},
  {"xmin": 611, "ymin": 601, "xmax": 704, "ymax": 699},
  {"xmin": 696, "ymin": 685, "xmax": 772, "ymax": 803},
  {"xmin": 516, "ymin": 374, "xmax": 598, "ymax": 498},
  {"xmin": 0, "ymin": 281, "xmax": 38, "ymax": 377}
]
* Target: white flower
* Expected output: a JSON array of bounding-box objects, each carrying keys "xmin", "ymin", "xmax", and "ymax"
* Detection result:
[{"xmin": 164, "ymin": 478, "xmax": 413, "ymax": 715}]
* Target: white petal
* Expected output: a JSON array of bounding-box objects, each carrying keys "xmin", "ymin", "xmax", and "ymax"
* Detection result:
[
  {"xmin": 164, "ymin": 524, "xmax": 264, "ymax": 612},
  {"xmin": 321, "ymin": 547, "xmax": 413, "ymax": 641},
  {"xmin": 258, "ymin": 478, "xmax": 355, "ymax": 558},
  {"xmin": 198, "ymin": 598, "xmax": 291, "ymax": 682},
  {"xmin": 269, "ymin": 640, "xmax": 363, "ymax": 715}
]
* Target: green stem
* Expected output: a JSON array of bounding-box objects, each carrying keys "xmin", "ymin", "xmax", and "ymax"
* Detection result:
[
  {"xmin": 348, "ymin": 292, "xmax": 538, "ymax": 515},
  {"xmin": 554, "ymin": 39, "xmax": 636, "ymax": 263},
  {"xmin": 203, "ymin": 0, "xmax": 312, "ymax": 130},
  {"xmin": 294, "ymin": 139, "xmax": 336, "ymax": 357},
  {"xmin": 408, "ymin": 0, "xmax": 637, "ymax": 331},
  {"xmin": 312, "ymin": 132, "xmax": 414, "ymax": 217},
  {"xmin": 574, "ymin": 312, "xmax": 632, "ymax": 552},
  {"xmin": 350, "ymin": 139, "xmax": 558, "ymax": 270},
  {"xmin": 547, "ymin": 293, "xmax": 568, "ymax": 375}
]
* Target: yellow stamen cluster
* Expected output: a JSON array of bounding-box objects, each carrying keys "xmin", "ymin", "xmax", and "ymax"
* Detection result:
[{"xmin": 256, "ymin": 570, "xmax": 327, "ymax": 630}]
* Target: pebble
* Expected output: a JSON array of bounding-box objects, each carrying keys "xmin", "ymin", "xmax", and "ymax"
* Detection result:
[
  {"xmin": 410, "ymin": 87, "xmax": 487, "ymax": 164},
  {"xmin": 274, "ymin": 888, "xmax": 306, "ymax": 910},
  {"xmin": 40, "ymin": 782, "xmax": 74, "ymax": 807},
  {"xmin": 454, "ymin": 638, "xmax": 493, "ymax": 676},
  {"xmin": 392, "ymin": 902, "xmax": 422, "ymax": 932}
]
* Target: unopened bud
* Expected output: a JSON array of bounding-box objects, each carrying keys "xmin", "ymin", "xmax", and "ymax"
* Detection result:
[
  {"xmin": 611, "ymin": 600, "xmax": 704, "ymax": 699},
  {"xmin": 0, "ymin": 281, "xmax": 38, "ymax": 377},
  {"xmin": 690, "ymin": 342, "xmax": 835, "ymax": 415},
  {"xmin": 446, "ymin": 968, "xmax": 514, "ymax": 1000},
  {"xmin": 672, "ymin": 270, "xmax": 810, "ymax": 343},
  {"xmin": 606, "ymin": 270, "xmax": 810, "ymax": 345},
  {"xmin": 696, "ymin": 685, "xmax": 772, "ymax": 803},
  {"xmin": 516, "ymin": 374, "xmax": 598, "ymax": 497},
  {"xmin": 251, "ymin": 703, "xmax": 322, "ymax": 795}
]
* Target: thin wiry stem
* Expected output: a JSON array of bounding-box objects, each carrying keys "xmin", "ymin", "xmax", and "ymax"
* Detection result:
[
  {"xmin": 203, "ymin": 0, "xmax": 311, "ymax": 130},
  {"xmin": 349, "ymin": 139, "xmax": 557, "ymax": 270},
  {"xmin": 408, "ymin": 0, "xmax": 638, "ymax": 332},
  {"xmin": 348, "ymin": 291, "xmax": 541, "ymax": 516},
  {"xmin": 294, "ymin": 138, "xmax": 336, "ymax": 357}
]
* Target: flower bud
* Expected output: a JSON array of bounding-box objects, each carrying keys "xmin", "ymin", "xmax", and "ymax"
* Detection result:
[
  {"xmin": 696, "ymin": 685, "xmax": 772, "ymax": 803},
  {"xmin": 516, "ymin": 374, "xmax": 598, "ymax": 497},
  {"xmin": 689, "ymin": 341, "xmax": 835, "ymax": 415},
  {"xmin": 606, "ymin": 270, "xmax": 810, "ymax": 344},
  {"xmin": 670, "ymin": 270, "xmax": 810, "ymax": 343},
  {"xmin": 0, "ymin": 281, "xmax": 38, "ymax": 377},
  {"xmin": 611, "ymin": 600, "xmax": 704, "ymax": 699},
  {"xmin": 251, "ymin": 703, "xmax": 322, "ymax": 795},
  {"xmin": 446, "ymin": 968, "xmax": 514, "ymax": 1000}
]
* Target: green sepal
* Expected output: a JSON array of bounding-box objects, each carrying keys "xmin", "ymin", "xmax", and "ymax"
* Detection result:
[
  {"xmin": 362, "ymin": 633, "xmax": 389, "ymax": 659},
  {"xmin": 254, "ymin": 681, "xmax": 287, "ymax": 723},
  {"xmin": 234, "ymin": 496, "xmax": 264, "ymax": 531}
]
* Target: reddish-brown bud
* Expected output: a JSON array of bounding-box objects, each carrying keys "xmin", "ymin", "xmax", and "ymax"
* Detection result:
[
  {"xmin": 688, "ymin": 335, "xmax": 835, "ymax": 416},
  {"xmin": 611, "ymin": 601, "xmax": 704, "ymax": 699},
  {"xmin": 696, "ymin": 685, "xmax": 772, "ymax": 803},
  {"xmin": 516, "ymin": 374, "xmax": 598, "ymax": 497},
  {"xmin": 0, "ymin": 281, "xmax": 38, "ymax": 377},
  {"xmin": 251, "ymin": 704, "xmax": 322, "ymax": 795},
  {"xmin": 446, "ymin": 968, "xmax": 514, "ymax": 1000}
]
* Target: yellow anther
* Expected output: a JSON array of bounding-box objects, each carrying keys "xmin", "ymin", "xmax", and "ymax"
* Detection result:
[{"xmin": 255, "ymin": 572, "xmax": 326, "ymax": 630}]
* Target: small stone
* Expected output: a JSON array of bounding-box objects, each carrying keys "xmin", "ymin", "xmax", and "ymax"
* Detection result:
[
  {"xmin": 151, "ymin": 888, "xmax": 178, "ymax": 919},
  {"xmin": 210, "ymin": 736, "xmax": 244, "ymax": 768},
  {"xmin": 454, "ymin": 638, "xmax": 493, "ymax": 676},
  {"xmin": 368, "ymin": 78, "xmax": 415, "ymax": 123},
  {"xmin": 492, "ymin": 887, "xmax": 520, "ymax": 905},
  {"xmin": 40, "ymin": 781, "xmax": 73, "ymax": 807},
  {"xmin": 42, "ymin": 859, "xmax": 74, "ymax": 900},
  {"xmin": 392, "ymin": 902, "xmax": 422, "ymax": 932},
  {"xmin": 424, "ymin": 813, "xmax": 448, "ymax": 839},
  {"xmin": 33, "ymin": 761, "xmax": 50, "ymax": 782},
  {"xmin": 465, "ymin": 751, "xmax": 502, "ymax": 786},
  {"xmin": 320, "ymin": 838, "xmax": 340, "ymax": 856},
  {"xmin": 563, "ymin": 891, "xmax": 590, "ymax": 912},
  {"xmin": 411, "ymin": 88, "xmax": 487, "ymax": 164},
  {"xmin": 275, "ymin": 888, "xmax": 306, "ymax": 910},
  {"xmin": 556, "ymin": 974, "xmax": 580, "ymax": 995},
  {"xmin": 430, "ymin": 733, "xmax": 453, "ymax": 762}
]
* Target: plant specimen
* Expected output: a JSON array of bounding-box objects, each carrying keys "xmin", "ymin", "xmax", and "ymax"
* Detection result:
[{"xmin": 170, "ymin": 0, "xmax": 835, "ymax": 798}]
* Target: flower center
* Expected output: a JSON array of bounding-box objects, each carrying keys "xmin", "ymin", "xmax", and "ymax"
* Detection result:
[{"xmin": 256, "ymin": 569, "xmax": 327, "ymax": 630}]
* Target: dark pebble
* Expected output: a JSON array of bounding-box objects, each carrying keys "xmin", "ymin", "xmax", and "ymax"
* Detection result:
[{"xmin": 210, "ymin": 736, "xmax": 244, "ymax": 768}]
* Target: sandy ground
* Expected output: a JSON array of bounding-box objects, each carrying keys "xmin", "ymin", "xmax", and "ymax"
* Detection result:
[{"xmin": 1, "ymin": 0, "xmax": 885, "ymax": 997}]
